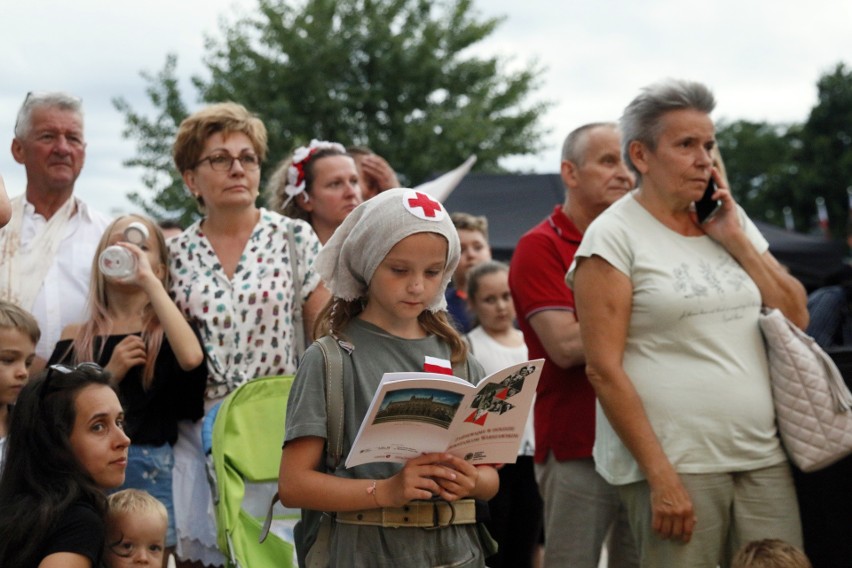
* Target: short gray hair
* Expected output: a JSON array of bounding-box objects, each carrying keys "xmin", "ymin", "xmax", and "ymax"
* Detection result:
[
  {"xmin": 561, "ymin": 122, "xmax": 617, "ymax": 165},
  {"xmin": 14, "ymin": 91, "xmax": 84, "ymax": 139},
  {"xmin": 620, "ymin": 79, "xmax": 715, "ymax": 179}
]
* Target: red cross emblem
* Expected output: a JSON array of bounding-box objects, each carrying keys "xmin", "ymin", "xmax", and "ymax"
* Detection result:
[{"xmin": 404, "ymin": 190, "xmax": 444, "ymax": 221}]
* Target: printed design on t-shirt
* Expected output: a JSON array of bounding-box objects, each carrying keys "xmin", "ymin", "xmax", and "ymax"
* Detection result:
[
  {"xmin": 674, "ymin": 251, "xmax": 757, "ymax": 322},
  {"xmin": 673, "ymin": 263, "xmax": 708, "ymax": 298},
  {"xmin": 673, "ymin": 252, "xmax": 751, "ymax": 299},
  {"xmin": 698, "ymin": 259, "xmax": 725, "ymax": 295},
  {"xmin": 464, "ymin": 364, "xmax": 536, "ymax": 426}
]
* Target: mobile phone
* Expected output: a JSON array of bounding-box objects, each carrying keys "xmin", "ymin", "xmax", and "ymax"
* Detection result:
[{"xmin": 695, "ymin": 177, "xmax": 721, "ymax": 223}]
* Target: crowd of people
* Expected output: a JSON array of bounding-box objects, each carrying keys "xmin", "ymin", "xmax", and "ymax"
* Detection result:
[{"xmin": 0, "ymin": 79, "xmax": 823, "ymax": 568}]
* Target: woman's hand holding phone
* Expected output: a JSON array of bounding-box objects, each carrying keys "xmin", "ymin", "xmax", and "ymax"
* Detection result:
[{"xmin": 695, "ymin": 177, "xmax": 721, "ymax": 224}]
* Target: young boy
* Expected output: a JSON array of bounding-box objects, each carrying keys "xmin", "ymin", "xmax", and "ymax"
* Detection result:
[
  {"xmin": 105, "ymin": 489, "xmax": 169, "ymax": 568},
  {"xmin": 446, "ymin": 212, "xmax": 492, "ymax": 332},
  {"xmin": 0, "ymin": 300, "xmax": 39, "ymax": 472},
  {"xmin": 732, "ymin": 539, "xmax": 812, "ymax": 568}
]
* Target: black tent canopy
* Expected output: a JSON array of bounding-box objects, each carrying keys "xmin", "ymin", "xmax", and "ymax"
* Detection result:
[
  {"xmin": 752, "ymin": 221, "xmax": 845, "ymax": 290},
  {"xmin": 443, "ymin": 173, "xmax": 845, "ymax": 290},
  {"xmin": 443, "ymin": 173, "xmax": 563, "ymax": 260}
]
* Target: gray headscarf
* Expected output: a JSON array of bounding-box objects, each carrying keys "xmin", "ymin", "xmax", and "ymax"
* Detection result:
[{"xmin": 315, "ymin": 187, "xmax": 461, "ymax": 312}]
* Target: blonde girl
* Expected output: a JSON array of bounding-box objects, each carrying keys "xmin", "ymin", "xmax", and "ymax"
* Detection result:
[
  {"xmin": 50, "ymin": 214, "xmax": 206, "ymax": 566},
  {"xmin": 465, "ymin": 260, "xmax": 541, "ymax": 568},
  {"xmin": 465, "ymin": 261, "xmax": 526, "ymax": 362},
  {"xmin": 279, "ymin": 188, "xmax": 499, "ymax": 567}
]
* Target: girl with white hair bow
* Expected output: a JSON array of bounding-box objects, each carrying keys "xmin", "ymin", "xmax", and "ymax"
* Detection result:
[{"xmin": 266, "ymin": 139, "xmax": 362, "ymax": 245}]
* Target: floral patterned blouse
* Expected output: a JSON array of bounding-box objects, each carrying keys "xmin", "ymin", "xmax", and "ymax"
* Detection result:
[{"xmin": 168, "ymin": 209, "xmax": 322, "ymax": 399}]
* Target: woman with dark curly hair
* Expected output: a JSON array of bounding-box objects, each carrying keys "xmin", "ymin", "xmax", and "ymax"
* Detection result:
[{"xmin": 0, "ymin": 363, "xmax": 129, "ymax": 567}]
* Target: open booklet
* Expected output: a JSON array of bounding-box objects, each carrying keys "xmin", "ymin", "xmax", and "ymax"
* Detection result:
[{"xmin": 345, "ymin": 359, "xmax": 544, "ymax": 468}]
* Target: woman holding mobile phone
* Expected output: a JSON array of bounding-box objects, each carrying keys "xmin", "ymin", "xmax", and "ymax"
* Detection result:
[{"xmin": 568, "ymin": 79, "xmax": 808, "ymax": 568}]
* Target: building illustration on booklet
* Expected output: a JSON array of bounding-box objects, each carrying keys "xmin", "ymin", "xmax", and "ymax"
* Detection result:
[{"xmin": 375, "ymin": 391, "xmax": 460, "ymax": 429}]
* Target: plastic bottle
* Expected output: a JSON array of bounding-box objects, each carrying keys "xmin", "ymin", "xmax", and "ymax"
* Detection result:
[{"xmin": 98, "ymin": 221, "xmax": 149, "ymax": 279}]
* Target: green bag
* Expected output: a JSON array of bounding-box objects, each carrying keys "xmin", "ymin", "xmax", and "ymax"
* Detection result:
[{"xmin": 212, "ymin": 375, "xmax": 301, "ymax": 568}]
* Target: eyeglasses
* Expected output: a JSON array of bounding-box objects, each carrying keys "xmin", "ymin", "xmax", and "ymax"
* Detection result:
[
  {"xmin": 195, "ymin": 152, "xmax": 260, "ymax": 172},
  {"xmin": 41, "ymin": 362, "xmax": 105, "ymax": 398}
]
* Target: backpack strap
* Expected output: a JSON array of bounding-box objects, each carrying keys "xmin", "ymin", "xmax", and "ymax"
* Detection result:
[
  {"xmin": 462, "ymin": 333, "xmax": 473, "ymax": 356},
  {"xmin": 261, "ymin": 336, "xmax": 346, "ymax": 544},
  {"xmin": 316, "ymin": 335, "xmax": 346, "ymax": 470},
  {"xmin": 453, "ymin": 353, "xmax": 470, "ymax": 383}
]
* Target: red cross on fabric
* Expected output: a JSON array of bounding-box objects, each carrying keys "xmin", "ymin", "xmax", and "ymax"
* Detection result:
[{"xmin": 407, "ymin": 192, "xmax": 442, "ymax": 218}]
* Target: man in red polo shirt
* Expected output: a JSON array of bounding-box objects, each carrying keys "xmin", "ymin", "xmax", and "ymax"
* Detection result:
[{"xmin": 510, "ymin": 122, "xmax": 637, "ymax": 568}]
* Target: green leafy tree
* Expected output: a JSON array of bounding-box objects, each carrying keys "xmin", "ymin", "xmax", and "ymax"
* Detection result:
[
  {"xmin": 200, "ymin": 0, "xmax": 550, "ymax": 184},
  {"xmin": 113, "ymin": 54, "xmax": 198, "ymax": 226},
  {"xmin": 789, "ymin": 63, "xmax": 852, "ymax": 237},
  {"xmin": 716, "ymin": 119, "xmax": 796, "ymax": 225},
  {"xmin": 717, "ymin": 63, "xmax": 852, "ymax": 236},
  {"xmin": 116, "ymin": 0, "xmax": 551, "ymax": 220}
]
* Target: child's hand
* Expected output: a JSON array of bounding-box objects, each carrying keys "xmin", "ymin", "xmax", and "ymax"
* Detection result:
[
  {"xmin": 430, "ymin": 454, "xmax": 480, "ymax": 501},
  {"xmin": 113, "ymin": 242, "xmax": 161, "ymax": 290},
  {"xmin": 104, "ymin": 335, "xmax": 147, "ymax": 383},
  {"xmin": 380, "ymin": 452, "xmax": 468, "ymax": 507}
]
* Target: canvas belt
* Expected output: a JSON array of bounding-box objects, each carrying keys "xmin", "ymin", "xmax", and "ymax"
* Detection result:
[{"xmin": 335, "ymin": 499, "xmax": 476, "ymax": 528}]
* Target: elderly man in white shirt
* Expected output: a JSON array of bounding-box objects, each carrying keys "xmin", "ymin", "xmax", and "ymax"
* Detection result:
[{"xmin": 0, "ymin": 92, "xmax": 111, "ymax": 372}]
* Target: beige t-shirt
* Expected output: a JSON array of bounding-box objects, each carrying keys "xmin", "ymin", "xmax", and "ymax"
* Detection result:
[{"xmin": 568, "ymin": 192, "xmax": 786, "ymax": 485}]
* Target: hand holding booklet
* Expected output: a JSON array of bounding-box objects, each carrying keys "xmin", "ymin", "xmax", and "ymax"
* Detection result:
[{"xmin": 345, "ymin": 359, "xmax": 544, "ymax": 468}]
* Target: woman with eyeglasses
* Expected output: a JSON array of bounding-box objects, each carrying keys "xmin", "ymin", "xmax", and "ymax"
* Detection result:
[
  {"xmin": 0, "ymin": 363, "xmax": 130, "ymax": 567},
  {"xmin": 168, "ymin": 102, "xmax": 329, "ymax": 567}
]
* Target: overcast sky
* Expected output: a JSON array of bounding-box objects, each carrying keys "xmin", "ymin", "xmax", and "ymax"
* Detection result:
[{"xmin": 2, "ymin": 0, "xmax": 851, "ymax": 216}]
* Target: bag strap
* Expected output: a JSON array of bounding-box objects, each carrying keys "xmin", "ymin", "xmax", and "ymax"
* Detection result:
[
  {"xmin": 453, "ymin": 356, "xmax": 469, "ymax": 382},
  {"xmin": 287, "ymin": 226, "xmax": 306, "ymax": 363},
  {"xmin": 261, "ymin": 336, "xmax": 346, "ymax": 544},
  {"xmin": 462, "ymin": 333, "xmax": 473, "ymax": 355},
  {"xmin": 776, "ymin": 309, "xmax": 852, "ymax": 412},
  {"xmin": 316, "ymin": 335, "xmax": 346, "ymax": 470}
]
